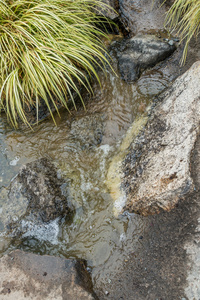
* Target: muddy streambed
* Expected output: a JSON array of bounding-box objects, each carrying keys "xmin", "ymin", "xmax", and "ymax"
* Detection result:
[{"xmin": 0, "ymin": 40, "xmax": 183, "ymax": 293}]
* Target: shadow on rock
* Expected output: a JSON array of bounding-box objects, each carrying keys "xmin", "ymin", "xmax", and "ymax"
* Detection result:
[{"xmin": 0, "ymin": 158, "xmax": 73, "ymax": 240}]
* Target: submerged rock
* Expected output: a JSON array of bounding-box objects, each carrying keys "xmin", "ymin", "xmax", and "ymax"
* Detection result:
[
  {"xmin": 70, "ymin": 113, "xmax": 105, "ymax": 149},
  {"xmin": 0, "ymin": 250, "xmax": 97, "ymax": 300},
  {"xmin": 0, "ymin": 158, "xmax": 71, "ymax": 236},
  {"xmin": 121, "ymin": 61, "xmax": 200, "ymax": 215},
  {"xmin": 118, "ymin": 34, "xmax": 176, "ymax": 82}
]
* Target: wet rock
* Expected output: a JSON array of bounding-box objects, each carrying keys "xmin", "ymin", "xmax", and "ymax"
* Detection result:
[
  {"xmin": 70, "ymin": 113, "xmax": 105, "ymax": 149},
  {"xmin": 0, "ymin": 158, "xmax": 71, "ymax": 236},
  {"xmin": 118, "ymin": 0, "xmax": 169, "ymax": 35},
  {"xmin": 118, "ymin": 34, "xmax": 176, "ymax": 82},
  {"xmin": 121, "ymin": 61, "xmax": 200, "ymax": 215},
  {"xmin": 0, "ymin": 250, "xmax": 97, "ymax": 300}
]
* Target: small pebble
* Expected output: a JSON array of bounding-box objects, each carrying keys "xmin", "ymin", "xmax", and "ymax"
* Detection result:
[
  {"xmin": 168, "ymin": 40, "xmax": 174, "ymax": 46},
  {"xmin": 86, "ymin": 266, "xmax": 91, "ymax": 272},
  {"xmin": 105, "ymin": 291, "xmax": 109, "ymax": 295}
]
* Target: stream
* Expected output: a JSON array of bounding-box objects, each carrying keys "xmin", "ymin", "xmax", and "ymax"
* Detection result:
[{"xmin": 0, "ymin": 38, "xmax": 172, "ymax": 286}]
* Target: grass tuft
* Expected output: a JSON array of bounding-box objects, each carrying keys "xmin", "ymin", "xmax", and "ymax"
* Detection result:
[
  {"xmin": 165, "ymin": 0, "xmax": 200, "ymax": 64},
  {"xmin": 0, "ymin": 0, "xmax": 114, "ymax": 127}
]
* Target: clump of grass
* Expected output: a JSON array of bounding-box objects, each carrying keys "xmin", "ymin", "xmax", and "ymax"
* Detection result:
[
  {"xmin": 165, "ymin": 0, "xmax": 200, "ymax": 64},
  {"xmin": 0, "ymin": 0, "xmax": 113, "ymax": 127}
]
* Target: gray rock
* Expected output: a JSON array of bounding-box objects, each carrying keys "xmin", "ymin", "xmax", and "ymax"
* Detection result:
[
  {"xmin": 0, "ymin": 250, "xmax": 97, "ymax": 299},
  {"xmin": 118, "ymin": 0, "xmax": 170, "ymax": 35},
  {"xmin": 70, "ymin": 114, "xmax": 105, "ymax": 149},
  {"xmin": 122, "ymin": 61, "xmax": 200, "ymax": 215},
  {"xmin": 118, "ymin": 34, "xmax": 176, "ymax": 82},
  {"xmin": 183, "ymin": 135, "xmax": 200, "ymax": 300},
  {"xmin": 168, "ymin": 39, "xmax": 174, "ymax": 46},
  {"xmin": 0, "ymin": 158, "xmax": 71, "ymax": 236}
]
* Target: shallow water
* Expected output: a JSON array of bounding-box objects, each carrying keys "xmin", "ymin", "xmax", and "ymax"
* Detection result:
[{"xmin": 0, "ymin": 42, "xmax": 171, "ymax": 277}]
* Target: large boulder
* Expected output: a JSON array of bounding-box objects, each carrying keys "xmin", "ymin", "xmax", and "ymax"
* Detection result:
[
  {"xmin": 0, "ymin": 158, "xmax": 71, "ymax": 237},
  {"xmin": 107, "ymin": 61, "xmax": 200, "ymax": 216},
  {"xmin": 0, "ymin": 250, "xmax": 97, "ymax": 300},
  {"xmin": 118, "ymin": 34, "xmax": 176, "ymax": 82},
  {"xmin": 118, "ymin": 0, "xmax": 169, "ymax": 35},
  {"xmin": 122, "ymin": 61, "xmax": 200, "ymax": 215}
]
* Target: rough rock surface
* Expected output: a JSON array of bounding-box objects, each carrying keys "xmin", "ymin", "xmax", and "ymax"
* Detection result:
[
  {"xmin": 94, "ymin": 126, "xmax": 200, "ymax": 300},
  {"xmin": 118, "ymin": 0, "xmax": 169, "ymax": 35},
  {"xmin": 183, "ymin": 136, "xmax": 200, "ymax": 299},
  {"xmin": 118, "ymin": 34, "xmax": 176, "ymax": 82},
  {"xmin": 70, "ymin": 113, "xmax": 105, "ymax": 149},
  {"xmin": 122, "ymin": 61, "xmax": 200, "ymax": 215},
  {"xmin": 0, "ymin": 250, "xmax": 97, "ymax": 300},
  {"xmin": 0, "ymin": 158, "xmax": 71, "ymax": 235}
]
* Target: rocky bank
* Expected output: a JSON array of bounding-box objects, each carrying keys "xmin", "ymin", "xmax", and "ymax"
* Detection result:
[{"xmin": 1, "ymin": 0, "xmax": 200, "ymax": 299}]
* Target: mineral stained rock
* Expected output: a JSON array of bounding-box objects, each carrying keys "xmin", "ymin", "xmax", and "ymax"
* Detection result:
[{"xmin": 121, "ymin": 62, "xmax": 200, "ymax": 215}]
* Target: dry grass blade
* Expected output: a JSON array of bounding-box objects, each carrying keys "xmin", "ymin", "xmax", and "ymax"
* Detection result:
[
  {"xmin": 0, "ymin": 0, "xmax": 115, "ymax": 127},
  {"xmin": 165, "ymin": 0, "xmax": 200, "ymax": 64}
]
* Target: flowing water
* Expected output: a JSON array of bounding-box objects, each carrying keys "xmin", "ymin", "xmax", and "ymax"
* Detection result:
[{"xmin": 0, "ymin": 40, "xmax": 172, "ymax": 284}]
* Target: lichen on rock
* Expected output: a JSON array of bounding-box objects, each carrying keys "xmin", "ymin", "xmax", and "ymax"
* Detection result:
[
  {"xmin": 0, "ymin": 158, "xmax": 72, "ymax": 237},
  {"xmin": 122, "ymin": 61, "xmax": 200, "ymax": 215}
]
